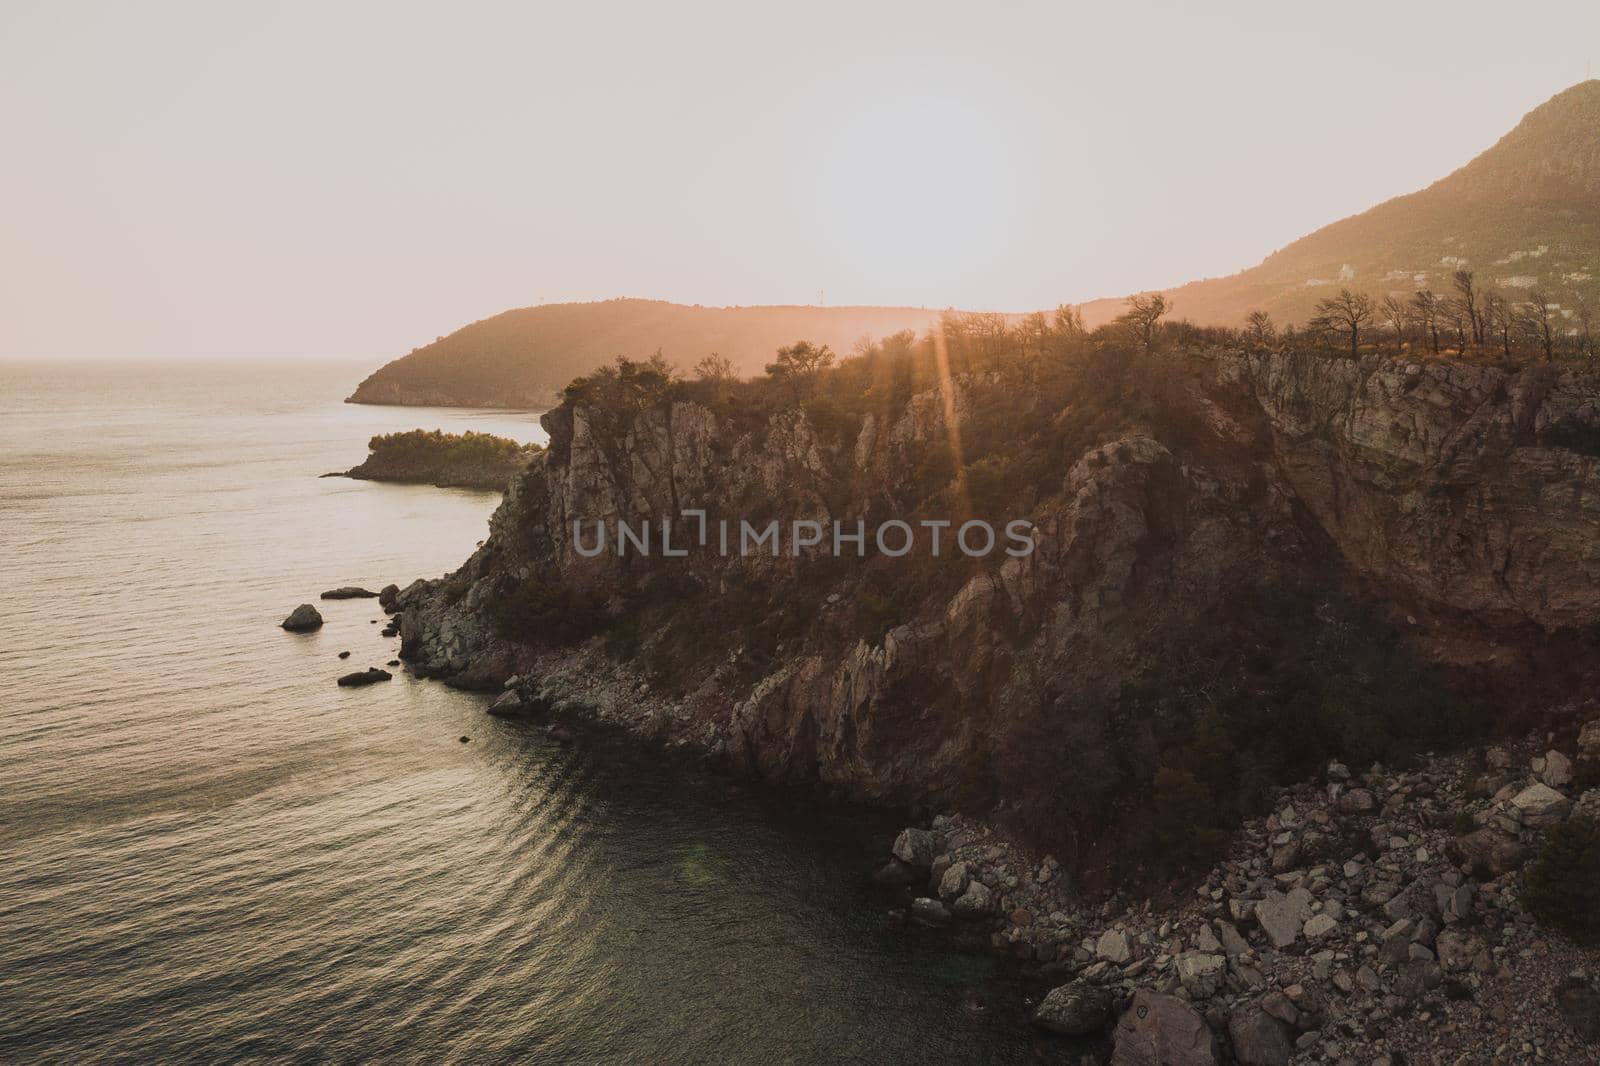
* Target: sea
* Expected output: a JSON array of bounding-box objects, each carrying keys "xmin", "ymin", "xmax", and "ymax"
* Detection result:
[{"xmin": 0, "ymin": 360, "xmax": 1063, "ymax": 1064}]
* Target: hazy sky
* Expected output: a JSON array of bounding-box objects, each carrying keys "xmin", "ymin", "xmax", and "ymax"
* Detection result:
[{"xmin": 4, "ymin": 1, "xmax": 1599, "ymax": 359}]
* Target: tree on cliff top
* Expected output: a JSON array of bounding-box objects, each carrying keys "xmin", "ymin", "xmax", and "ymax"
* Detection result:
[
  {"xmin": 1310, "ymin": 288, "xmax": 1374, "ymax": 359},
  {"xmin": 764, "ymin": 341, "xmax": 836, "ymax": 395},
  {"xmin": 1116, "ymin": 293, "xmax": 1170, "ymax": 352}
]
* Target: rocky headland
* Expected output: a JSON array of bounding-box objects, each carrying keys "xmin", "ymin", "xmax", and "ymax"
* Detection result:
[{"xmin": 376, "ymin": 333, "xmax": 1600, "ymax": 1059}]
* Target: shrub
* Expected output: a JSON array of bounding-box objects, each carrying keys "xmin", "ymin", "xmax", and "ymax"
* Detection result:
[{"xmin": 1523, "ymin": 817, "xmax": 1600, "ymax": 943}]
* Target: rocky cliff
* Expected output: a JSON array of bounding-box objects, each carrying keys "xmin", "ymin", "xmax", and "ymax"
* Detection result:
[{"xmin": 390, "ymin": 346, "xmax": 1600, "ymax": 873}]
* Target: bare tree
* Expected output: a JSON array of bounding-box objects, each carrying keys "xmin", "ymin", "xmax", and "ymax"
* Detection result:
[
  {"xmin": 694, "ymin": 352, "xmax": 736, "ymax": 383},
  {"xmin": 1572, "ymin": 293, "xmax": 1595, "ymax": 359},
  {"xmin": 1117, "ymin": 293, "xmax": 1171, "ymax": 351},
  {"xmin": 1519, "ymin": 292, "xmax": 1557, "ymax": 362},
  {"xmin": 1453, "ymin": 269, "xmax": 1483, "ymax": 345},
  {"xmin": 1245, "ymin": 310, "xmax": 1276, "ymax": 346},
  {"xmin": 1310, "ymin": 289, "xmax": 1375, "ymax": 359},
  {"xmin": 1411, "ymin": 290, "xmax": 1442, "ymax": 354},
  {"xmin": 1440, "ymin": 297, "xmax": 1471, "ymax": 350},
  {"xmin": 1380, "ymin": 295, "xmax": 1410, "ymax": 348},
  {"xmin": 1481, "ymin": 291, "xmax": 1515, "ymax": 359},
  {"xmin": 1044, "ymin": 304, "xmax": 1089, "ymax": 359}
]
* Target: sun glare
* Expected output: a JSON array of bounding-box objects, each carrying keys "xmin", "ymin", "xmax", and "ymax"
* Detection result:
[{"xmin": 818, "ymin": 91, "xmax": 1021, "ymax": 298}]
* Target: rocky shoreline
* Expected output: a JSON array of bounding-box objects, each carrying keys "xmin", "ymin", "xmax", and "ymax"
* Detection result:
[
  {"xmin": 372, "ymin": 341, "xmax": 1600, "ymax": 1061},
  {"xmin": 874, "ymin": 732, "xmax": 1600, "ymax": 1064},
  {"xmin": 379, "ymin": 591, "xmax": 1600, "ymax": 1061}
]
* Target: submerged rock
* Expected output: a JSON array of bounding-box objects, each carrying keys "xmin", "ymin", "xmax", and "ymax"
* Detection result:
[
  {"xmin": 337, "ymin": 667, "xmax": 392, "ymax": 687},
  {"xmin": 281, "ymin": 604, "xmax": 323, "ymax": 632},
  {"xmin": 909, "ymin": 897, "xmax": 950, "ymax": 925},
  {"xmin": 320, "ymin": 586, "xmax": 378, "ymax": 600},
  {"xmin": 870, "ymin": 860, "xmax": 921, "ymax": 887}
]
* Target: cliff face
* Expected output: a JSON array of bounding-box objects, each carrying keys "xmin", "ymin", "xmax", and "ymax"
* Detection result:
[{"xmin": 392, "ymin": 349, "xmax": 1600, "ymax": 862}]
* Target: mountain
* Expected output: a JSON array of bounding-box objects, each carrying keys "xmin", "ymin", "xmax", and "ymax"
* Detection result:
[
  {"xmin": 1083, "ymin": 81, "xmax": 1600, "ymax": 328},
  {"xmin": 347, "ymin": 299, "xmax": 950, "ymax": 408}
]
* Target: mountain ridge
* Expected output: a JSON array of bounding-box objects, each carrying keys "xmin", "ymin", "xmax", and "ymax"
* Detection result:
[
  {"xmin": 347, "ymin": 299, "xmax": 957, "ymax": 408},
  {"xmin": 1082, "ymin": 80, "xmax": 1600, "ymax": 328}
]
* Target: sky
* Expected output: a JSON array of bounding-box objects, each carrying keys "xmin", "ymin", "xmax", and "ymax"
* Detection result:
[{"xmin": 3, "ymin": 0, "xmax": 1598, "ymax": 359}]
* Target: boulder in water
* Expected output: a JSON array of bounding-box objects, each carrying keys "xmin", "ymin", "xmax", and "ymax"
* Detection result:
[
  {"xmin": 378, "ymin": 583, "xmax": 401, "ymax": 610},
  {"xmin": 337, "ymin": 667, "xmax": 392, "ymax": 687},
  {"xmin": 488, "ymin": 690, "xmax": 528, "ymax": 717},
  {"xmin": 281, "ymin": 604, "xmax": 323, "ymax": 632},
  {"xmin": 320, "ymin": 586, "xmax": 378, "ymax": 600}
]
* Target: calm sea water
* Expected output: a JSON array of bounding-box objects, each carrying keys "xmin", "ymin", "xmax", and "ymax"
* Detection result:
[{"xmin": 0, "ymin": 361, "xmax": 1052, "ymax": 1064}]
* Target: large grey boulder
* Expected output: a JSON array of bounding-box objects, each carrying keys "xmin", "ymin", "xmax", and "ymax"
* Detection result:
[
  {"xmin": 1227, "ymin": 1005, "xmax": 1294, "ymax": 1066},
  {"xmin": 1096, "ymin": 928, "xmax": 1132, "ymax": 963},
  {"xmin": 1111, "ymin": 990, "xmax": 1216, "ymax": 1066},
  {"xmin": 487, "ymin": 690, "xmax": 527, "ymax": 716},
  {"xmin": 1512, "ymin": 783, "xmax": 1572, "ymax": 827},
  {"xmin": 1175, "ymin": 951, "xmax": 1226, "ymax": 998},
  {"xmin": 937, "ymin": 861, "xmax": 970, "ymax": 901},
  {"xmin": 892, "ymin": 828, "xmax": 936, "ymax": 869},
  {"xmin": 281, "ymin": 603, "xmax": 323, "ymax": 631},
  {"xmin": 1537, "ymin": 750, "xmax": 1575, "ymax": 789},
  {"xmin": 1032, "ymin": 980, "xmax": 1112, "ymax": 1036},
  {"xmin": 1453, "ymin": 827, "xmax": 1529, "ymax": 878},
  {"xmin": 952, "ymin": 880, "xmax": 992, "ymax": 918},
  {"xmin": 1255, "ymin": 887, "xmax": 1315, "ymax": 949}
]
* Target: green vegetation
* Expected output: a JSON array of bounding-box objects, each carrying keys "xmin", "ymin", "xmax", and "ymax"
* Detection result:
[
  {"xmin": 1523, "ymin": 816, "xmax": 1600, "ymax": 943},
  {"xmin": 345, "ymin": 428, "xmax": 540, "ymax": 491}
]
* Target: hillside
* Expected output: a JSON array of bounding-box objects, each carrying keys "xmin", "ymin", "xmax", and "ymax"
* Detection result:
[
  {"xmin": 346, "ymin": 299, "xmax": 949, "ymax": 408},
  {"xmin": 1082, "ymin": 81, "xmax": 1600, "ymax": 329}
]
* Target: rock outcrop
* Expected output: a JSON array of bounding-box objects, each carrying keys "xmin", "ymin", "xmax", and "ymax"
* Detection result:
[
  {"xmin": 390, "ymin": 348, "xmax": 1600, "ymax": 832},
  {"xmin": 391, "ymin": 348, "xmax": 1600, "ymax": 863},
  {"xmin": 280, "ymin": 604, "xmax": 323, "ymax": 632},
  {"xmin": 879, "ymin": 727, "xmax": 1600, "ymax": 1063}
]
